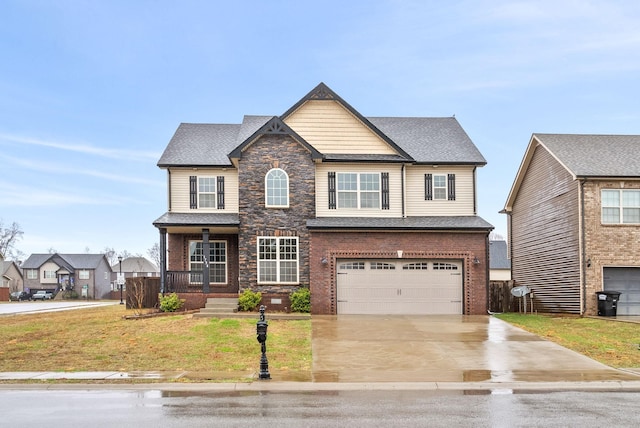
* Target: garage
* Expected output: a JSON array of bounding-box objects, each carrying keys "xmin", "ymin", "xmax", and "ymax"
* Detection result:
[
  {"xmin": 336, "ymin": 259, "xmax": 463, "ymax": 314},
  {"xmin": 603, "ymin": 267, "xmax": 640, "ymax": 316}
]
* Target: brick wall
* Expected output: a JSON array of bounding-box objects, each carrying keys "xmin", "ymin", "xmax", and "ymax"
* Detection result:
[
  {"xmin": 582, "ymin": 180, "xmax": 640, "ymax": 315},
  {"xmin": 237, "ymin": 134, "xmax": 315, "ymax": 298},
  {"xmin": 309, "ymin": 230, "xmax": 489, "ymax": 315}
]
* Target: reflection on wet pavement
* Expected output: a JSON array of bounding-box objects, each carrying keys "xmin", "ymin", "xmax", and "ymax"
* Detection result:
[{"xmin": 311, "ymin": 315, "xmax": 640, "ymax": 383}]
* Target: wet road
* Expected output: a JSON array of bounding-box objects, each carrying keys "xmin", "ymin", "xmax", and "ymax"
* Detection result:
[{"xmin": 2, "ymin": 388, "xmax": 640, "ymax": 427}]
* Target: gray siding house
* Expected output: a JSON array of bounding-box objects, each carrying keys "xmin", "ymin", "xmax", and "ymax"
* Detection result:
[
  {"xmin": 21, "ymin": 253, "xmax": 113, "ymax": 299},
  {"xmin": 503, "ymin": 134, "xmax": 640, "ymax": 316}
]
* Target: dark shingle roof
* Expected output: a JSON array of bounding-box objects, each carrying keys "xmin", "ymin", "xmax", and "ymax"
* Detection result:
[
  {"xmin": 157, "ymin": 123, "xmax": 241, "ymax": 167},
  {"xmin": 153, "ymin": 212, "xmax": 240, "ymax": 227},
  {"xmin": 489, "ymin": 240, "xmax": 511, "ymax": 269},
  {"xmin": 368, "ymin": 117, "xmax": 486, "ymax": 165},
  {"xmin": 307, "ymin": 216, "xmax": 493, "ymax": 231},
  {"xmin": 21, "ymin": 254, "xmax": 106, "ymax": 270},
  {"xmin": 535, "ymin": 134, "xmax": 640, "ymax": 177}
]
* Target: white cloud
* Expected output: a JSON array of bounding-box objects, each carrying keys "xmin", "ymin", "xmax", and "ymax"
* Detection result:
[{"xmin": 0, "ymin": 133, "xmax": 161, "ymax": 162}]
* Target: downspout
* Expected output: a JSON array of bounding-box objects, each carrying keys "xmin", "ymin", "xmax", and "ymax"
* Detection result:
[
  {"xmin": 580, "ymin": 179, "xmax": 587, "ymax": 315},
  {"xmin": 167, "ymin": 170, "xmax": 172, "ymax": 212},
  {"xmin": 160, "ymin": 228, "xmax": 167, "ymax": 296},
  {"xmin": 473, "ymin": 166, "xmax": 478, "ymax": 215}
]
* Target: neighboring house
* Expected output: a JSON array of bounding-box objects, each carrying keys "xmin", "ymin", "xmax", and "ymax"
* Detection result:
[
  {"xmin": 2, "ymin": 259, "xmax": 24, "ymax": 292},
  {"xmin": 21, "ymin": 253, "xmax": 113, "ymax": 299},
  {"xmin": 110, "ymin": 257, "xmax": 159, "ymax": 290},
  {"xmin": 503, "ymin": 133, "xmax": 640, "ymax": 316},
  {"xmin": 153, "ymin": 83, "xmax": 493, "ymax": 315},
  {"xmin": 489, "ymin": 240, "xmax": 511, "ymax": 281}
]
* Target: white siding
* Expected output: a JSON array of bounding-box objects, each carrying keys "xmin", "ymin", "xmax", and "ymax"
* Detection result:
[
  {"xmin": 285, "ymin": 100, "xmax": 397, "ymax": 155},
  {"xmin": 169, "ymin": 168, "xmax": 239, "ymax": 213},
  {"xmin": 315, "ymin": 163, "xmax": 403, "ymax": 218},
  {"xmin": 405, "ymin": 166, "xmax": 476, "ymax": 216}
]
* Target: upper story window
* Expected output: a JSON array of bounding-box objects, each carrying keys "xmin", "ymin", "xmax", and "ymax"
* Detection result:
[
  {"xmin": 425, "ymin": 173, "xmax": 456, "ymax": 201},
  {"xmin": 265, "ymin": 168, "xmax": 289, "ymax": 208},
  {"xmin": 328, "ymin": 171, "xmax": 390, "ymax": 210},
  {"xmin": 257, "ymin": 237, "xmax": 299, "ymax": 284},
  {"xmin": 78, "ymin": 270, "xmax": 90, "ymax": 280},
  {"xmin": 43, "ymin": 270, "xmax": 56, "ymax": 279},
  {"xmin": 189, "ymin": 175, "xmax": 225, "ymax": 210},
  {"xmin": 26, "ymin": 269, "xmax": 38, "ymax": 279},
  {"xmin": 602, "ymin": 189, "xmax": 640, "ymax": 224}
]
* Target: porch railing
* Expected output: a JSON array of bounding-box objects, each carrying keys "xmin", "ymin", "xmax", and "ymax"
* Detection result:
[{"xmin": 165, "ymin": 271, "xmax": 204, "ymax": 293}]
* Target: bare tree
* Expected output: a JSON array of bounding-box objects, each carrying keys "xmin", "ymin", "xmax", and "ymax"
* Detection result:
[
  {"xmin": 147, "ymin": 242, "xmax": 161, "ymax": 270},
  {"xmin": 103, "ymin": 247, "xmax": 117, "ymax": 265},
  {"xmin": 0, "ymin": 220, "xmax": 24, "ymax": 258},
  {"xmin": 47, "ymin": 247, "xmax": 58, "ymax": 254},
  {"xmin": 489, "ymin": 231, "xmax": 505, "ymax": 241}
]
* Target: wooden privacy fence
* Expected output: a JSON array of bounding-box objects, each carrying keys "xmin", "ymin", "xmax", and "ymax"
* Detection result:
[
  {"xmin": 488, "ymin": 280, "xmax": 520, "ymax": 313},
  {"xmin": 125, "ymin": 277, "xmax": 160, "ymax": 309}
]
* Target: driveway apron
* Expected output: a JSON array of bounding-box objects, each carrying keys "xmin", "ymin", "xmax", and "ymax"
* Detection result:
[{"xmin": 311, "ymin": 315, "xmax": 638, "ymax": 383}]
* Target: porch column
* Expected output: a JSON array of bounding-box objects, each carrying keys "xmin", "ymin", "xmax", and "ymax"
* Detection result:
[
  {"xmin": 202, "ymin": 228, "xmax": 210, "ymax": 293},
  {"xmin": 159, "ymin": 228, "xmax": 167, "ymax": 296}
]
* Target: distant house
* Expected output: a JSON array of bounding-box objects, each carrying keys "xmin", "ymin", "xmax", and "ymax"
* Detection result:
[
  {"xmin": 21, "ymin": 253, "xmax": 113, "ymax": 299},
  {"xmin": 2, "ymin": 259, "xmax": 24, "ymax": 292},
  {"xmin": 110, "ymin": 256, "xmax": 159, "ymax": 290},
  {"xmin": 153, "ymin": 82, "xmax": 493, "ymax": 315},
  {"xmin": 503, "ymin": 133, "xmax": 640, "ymax": 316},
  {"xmin": 489, "ymin": 240, "xmax": 511, "ymax": 281}
]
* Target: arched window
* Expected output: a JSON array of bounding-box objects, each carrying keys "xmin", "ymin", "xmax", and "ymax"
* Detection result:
[{"xmin": 265, "ymin": 168, "xmax": 289, "ymax": 207}]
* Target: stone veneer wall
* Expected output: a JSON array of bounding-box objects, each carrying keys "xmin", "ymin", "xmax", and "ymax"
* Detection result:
[{"xmin": 237, "ymin": 134, "xmax": 316, "ymax": 299}]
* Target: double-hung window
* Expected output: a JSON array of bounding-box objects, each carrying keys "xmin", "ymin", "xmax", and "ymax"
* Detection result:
[
  {"xmin": 337, "ymin": 173, "xmax": 380, "ymax": 209},
  {"xmin": 602, "ymin": 189, "xmax": 640, "ymax": 224},
  {"xmin": 257, "ymin": 237, "xmax": 299, "ymax": 284},
  {"xmin": 265, "ymin": 168, "xmax": 289, "ymax": 207},
  {"xmin": 198, "ymin": 177, "xmax": 217, "ymax": 208},
  {"xmin": 26, "ymin": 269, "xmax": 38, "ymax": 279},
  {"xmin": 79, "ymin": 270, "xmax": 90, "ymax": 280},
  {"xmin": 189, "ymin": 241, "xmax": 227, "ymax": 283}
]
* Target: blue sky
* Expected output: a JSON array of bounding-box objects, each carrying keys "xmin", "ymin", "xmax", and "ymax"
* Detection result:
[{"xmin": 1, "ymin": 0, "xmax": 639, "ymax": 259}]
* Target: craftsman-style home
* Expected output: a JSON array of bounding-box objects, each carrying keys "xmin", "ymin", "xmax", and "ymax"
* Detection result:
[
  {"xmin": 503, "ymin": 133, "xmax": 640, "ymax": 316},
  {"xmin": 154, "ymin": 83, "xmax": 493, "ymax": 315}
]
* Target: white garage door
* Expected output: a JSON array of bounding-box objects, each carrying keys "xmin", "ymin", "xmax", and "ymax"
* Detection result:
[{"xmin": 336, "ymin": 259, "xmax": 463, "ymax": 315}]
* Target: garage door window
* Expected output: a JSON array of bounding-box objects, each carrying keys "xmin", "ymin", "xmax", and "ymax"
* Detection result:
[
  {"xmin": 339, "ymin": 262, "xmax": 365, "ymax": 270},
  {"xmin": 433, "ymin": 262, "xmax": 458, "ymax": 270},
  {"xmin": 403, "ymin": 262, "xmax": 429, "ymax": 270},
  {"xmin": 371, "ymin": 262, "xmax": 395, "ymax": 270}
]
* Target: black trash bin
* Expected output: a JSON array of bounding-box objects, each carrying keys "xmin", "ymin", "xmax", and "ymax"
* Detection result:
[{"xmin": 596, "ymin": 291, "xmax": 621, "ymax": 316}]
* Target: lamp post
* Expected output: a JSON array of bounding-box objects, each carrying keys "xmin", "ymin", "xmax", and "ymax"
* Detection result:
[{"xmin": 118, "ymin": 256, "xmax": 124, "ymax": 305}]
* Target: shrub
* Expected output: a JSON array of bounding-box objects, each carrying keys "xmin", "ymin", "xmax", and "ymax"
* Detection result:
[
  {"xmin": 159, "ymin": 293, "xmax": 185, "ymax": 312},
  {"xmin": 62, "ymin": 290, "xmax": 79, "ymax": 300},
  {"xmin": 290, "ymin": 287, "xmax": 310, "ymax": 313},
  {"xmin": 238, "ymin": 289, "xmax": 262, "ymax": 311}
]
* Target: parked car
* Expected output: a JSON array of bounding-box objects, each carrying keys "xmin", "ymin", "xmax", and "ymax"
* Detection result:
[
  {"xmin": 31, "ymin": 290, "xmax": 53, "ymax": 300},
  {"xmin": 9, "ymin": 291, "xmax": 31, "ymax": 301}
]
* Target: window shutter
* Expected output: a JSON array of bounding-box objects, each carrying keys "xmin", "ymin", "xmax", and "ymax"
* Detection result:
[
  {"xmin": 381, "ymin": 172, "xmax": 390, "ymax": 210},
  {"xmin": 189, "ymin": 176, "xmax": 198, "ymax": 209},
  {"xmin": 424, "ymin": 174, "xmax": 432, "ymax": 201},
  {"xmin": 328, "ymin": 172, "xmax": 336, "ymax": 209},
  {"xmin": 448, "ymin": 174, "xmax": 456, "ymax": 201},
  {"xmin": 217, "ymin": 176, "xmax": 225, "ymax": 209}
]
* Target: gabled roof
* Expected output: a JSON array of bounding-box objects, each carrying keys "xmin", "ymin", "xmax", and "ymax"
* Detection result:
[
  {"xmin": 21, "ymin": 253, "xmax": 109, "ymax": 271},
  {"xmin": 489, "ymin": 240, "xmax": 511, "ymax": 269},
  {"xmin": 157, "ymin": 83, "xmax": 486, "ymax": 168},
  {"xmin": 2, "ymin": 261, "xmax": 24, "ymax": 279},
  {"xmin": 228, "ymin": 116, "xmax": 323, "ymax": 161},
  {"xmin": 111, "ymin": 257, "xmax": 158, "ymax": 273},
  {"xmin": 504, "ymin": 133, "xmax": 640, "ymax": 211}
]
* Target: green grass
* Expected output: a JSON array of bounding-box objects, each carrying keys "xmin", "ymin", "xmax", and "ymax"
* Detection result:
[
  {"xmin": 0, "ymin": 305, "xmax": 311, "ymax": 376},
  {"xmin": 496, "ymin": 313, "xmax": 640, "ymax": 368}
]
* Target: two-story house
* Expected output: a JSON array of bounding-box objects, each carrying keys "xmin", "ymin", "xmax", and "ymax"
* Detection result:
[
  {"xmin": 21, "ymin": 253, "xmax": 113, "ymax": 299},
  {"xmin": 153, "ymin": 83, "xmax": 493, "ymax": 315},
  {"xmin": 503, "ymin": 133, "xmax": 640, "ymax": 316}
]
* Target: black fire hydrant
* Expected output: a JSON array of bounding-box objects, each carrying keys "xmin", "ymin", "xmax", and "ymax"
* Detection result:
[{"xmin": 256, "ymin": 305, "xmax": 271, "ymax": 380}]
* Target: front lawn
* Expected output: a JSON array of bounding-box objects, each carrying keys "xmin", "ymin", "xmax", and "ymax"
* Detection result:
[{"xmin": 496, "ymin": 313, "xmax": 640, "ymax": 368}]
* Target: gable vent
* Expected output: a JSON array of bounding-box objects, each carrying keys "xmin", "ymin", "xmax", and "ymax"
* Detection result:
[{"xmin": 264, "ymin": 120, "xmax": 289, "ymax": 135}]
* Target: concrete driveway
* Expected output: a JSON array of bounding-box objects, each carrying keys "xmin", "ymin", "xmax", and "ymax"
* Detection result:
[{"xmin": 311, "ymin": 315, "xmax": 639, "ymax": 383}]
